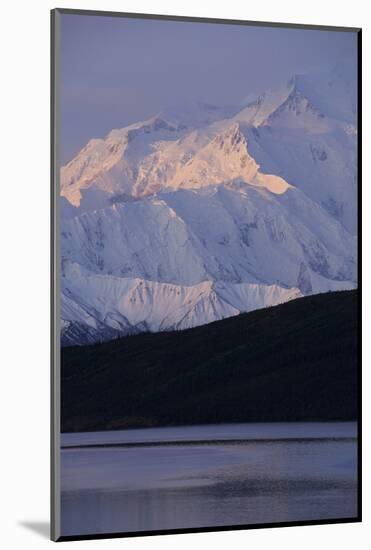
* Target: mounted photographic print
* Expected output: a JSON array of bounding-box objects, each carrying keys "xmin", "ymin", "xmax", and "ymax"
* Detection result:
[{"xmin": 51, "ymin": 8, "xmax": 361, "ymax": 541}]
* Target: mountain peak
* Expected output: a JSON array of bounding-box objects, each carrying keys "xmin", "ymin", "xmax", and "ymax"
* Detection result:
[
  {"xmin": 233, "ymin": 78, "xmax": 296, "ymax": 127},
  {"xmin": 212, "ymin": 122, "xmax": 246, "ymax": 151},
  {"xmin": 106, "ymin": 115, "xmax": 180, "ymax": 141}
]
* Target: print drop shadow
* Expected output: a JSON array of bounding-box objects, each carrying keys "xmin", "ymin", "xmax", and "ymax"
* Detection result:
[{"xmin": 18, "ymin": 521, "xmax": 50, "ymax": 539}]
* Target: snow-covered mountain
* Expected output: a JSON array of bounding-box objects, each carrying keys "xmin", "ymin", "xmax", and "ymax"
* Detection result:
[{"xmin": 60, "ymin": 68, "xmax": 358, "ymax": 345}]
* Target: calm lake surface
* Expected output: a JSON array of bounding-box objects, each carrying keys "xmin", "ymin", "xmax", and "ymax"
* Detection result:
[{"xmin": 60, "ymin": 423, "xmax": 358, "ymax": 536}]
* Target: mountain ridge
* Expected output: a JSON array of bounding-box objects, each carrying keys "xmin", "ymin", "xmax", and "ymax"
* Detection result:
[{"xmin": 61, "ymin": 272, "xmax": 302, "ymax": 346}]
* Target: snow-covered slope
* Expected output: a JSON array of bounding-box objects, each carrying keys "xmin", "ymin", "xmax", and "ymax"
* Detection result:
[
  {"xmin": 61, "ymin": 185, "xmax": 356, "ymax": 288},
  {"xmin": 61, "ymin": 73, "xmax": 357, "ymax": 231},
  {"xmin": 60, "ymin": 68, "xmax": 358, "ymax": 345},
  {"xmin": 61, "ymin": 265, "xmax": 302, "ymax": 346},
  {"xmin": 61, "ymin": 116, "xmax": 186, "ymax": 209}
]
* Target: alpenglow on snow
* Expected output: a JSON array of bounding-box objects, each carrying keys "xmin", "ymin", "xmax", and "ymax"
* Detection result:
[{"xmin": 60, "ymin": 69, "xmax": 357, "ymax": 346}]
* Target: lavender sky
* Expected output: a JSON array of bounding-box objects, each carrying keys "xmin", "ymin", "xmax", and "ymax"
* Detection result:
[{"xmin": 59, "ymin": 13, "xmax": 357, "ymax": 165}]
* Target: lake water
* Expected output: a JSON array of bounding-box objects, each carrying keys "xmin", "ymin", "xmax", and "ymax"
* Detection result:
[{"xmin": 60, "ymin": 423, "xmax": 358, "ymax": 537}]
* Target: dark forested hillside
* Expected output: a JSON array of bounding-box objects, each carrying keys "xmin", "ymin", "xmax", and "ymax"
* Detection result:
[{"xmin": 61, "ymin": 290, "xmax": 358, "ymax": 432}]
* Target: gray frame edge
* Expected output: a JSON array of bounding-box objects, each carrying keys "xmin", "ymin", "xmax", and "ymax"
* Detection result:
[
  {"xmin": 53, "ymin": 7, "xmax": 361, "ymax": 32},
  {"xmin": 51, "ymin": 8, "xmax": 61, "ymax": 542}
]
